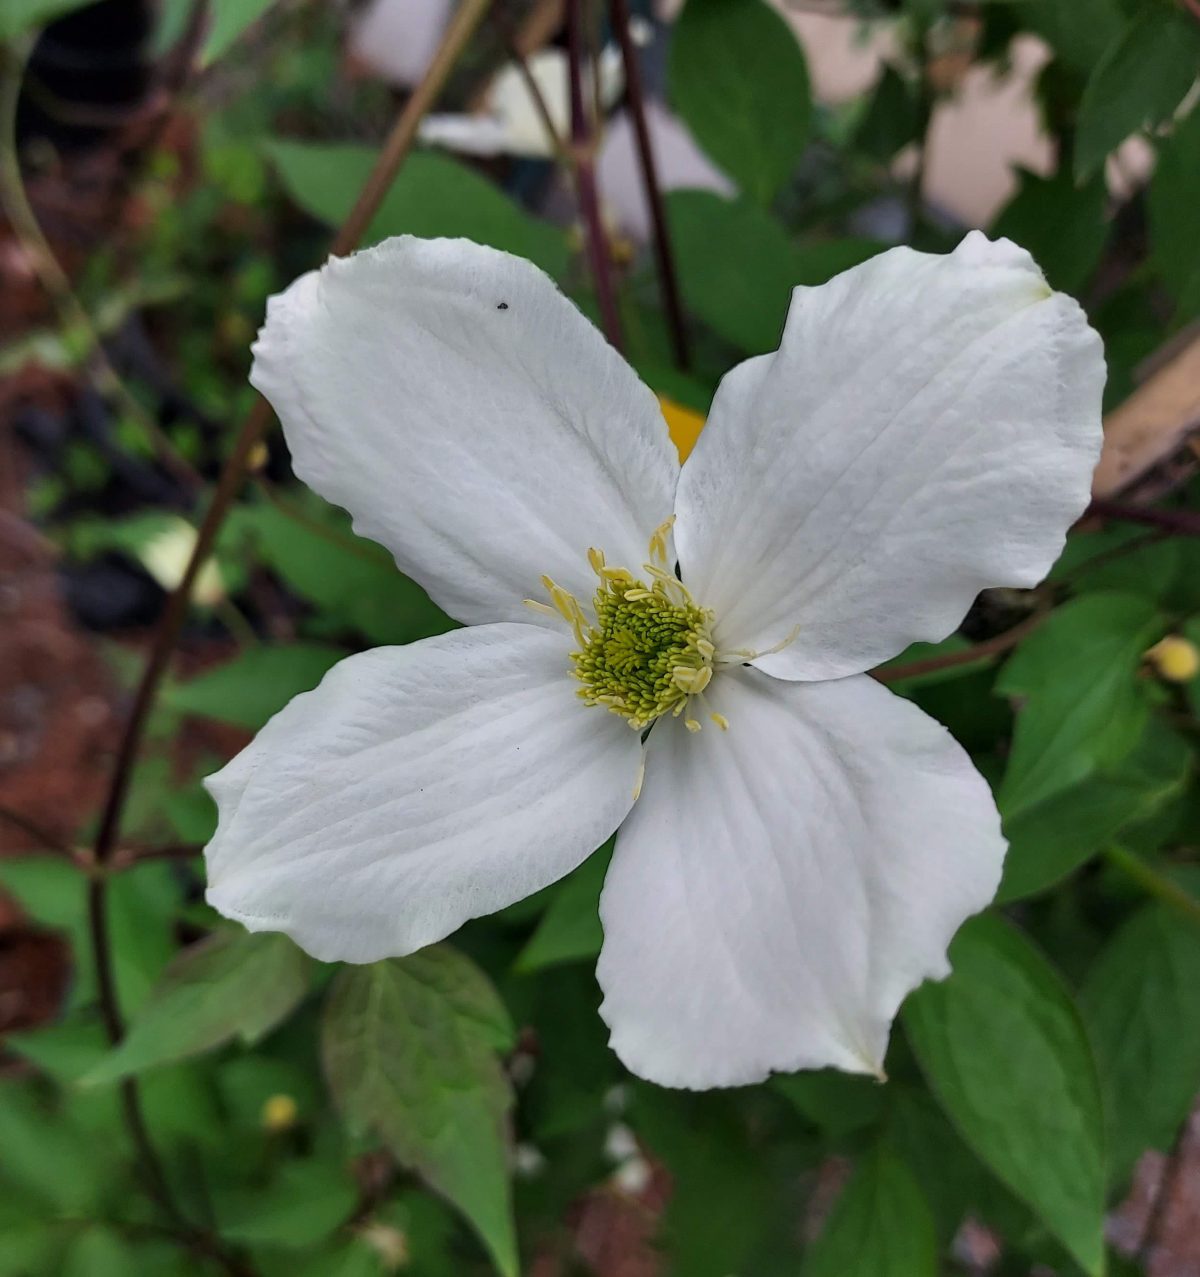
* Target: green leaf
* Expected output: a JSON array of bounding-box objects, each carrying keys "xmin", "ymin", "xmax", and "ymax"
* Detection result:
[
  {"xmin": 226, "ymin": 498, "xmax": 453, "ymax": 646},
  {"xmin": 668, "ymin": 0, "xmax": 811, "ymax": 204},
  {"xmin": 998, "ymin": 720, "xmax": 1192, "ymax": 901},
  {"xmin": 515, "ymin": 842, "xmax": 611, "ymax": 973},
  {"xmin": 904, "ymin": 915, "xmax": 1106, "ymax": 1277},
  {"xmin": 0, "ymin": 0, "xmax": 92, "ymax": 39},
  {"xmin": 214, "ymin": 1158, "xmax": 358, "ymax": 1247},
  {"xmin": 1075, "ymin": 10, "xmax": 1200, "ymax": 180},
  {"xmin": 991, "ymin": 167, "xmax": 1108, "ymax": 294},
  {"xmin": 1022, "ymin": 0, "xmax": 1124, "ymax": 76},
  {"xmin": 1149, "ymin": 107, "xmax": 1200, "ymax": 320},
  {"xmin": 1081, "ymin": 904, "xmax": 1200, "ymax": 1181},
  {"xmin": 0, "ymin": 858, "xmax": 176, "ymax": 1015},
  {"xmin": 773, "ymin": 1069, "xmax": 886, "ymax": 1142},
  {"xmin": 163, "ymin": 643, "xmax": 344, "ymax": 730},
  {"xmin": 84, "ymin": 930, "xmax": 311, "ymax": 1085},
  {"xmin": 630, "ymin": 1086, "xmax": 774, "ymax": 1277},
  {"xmin": 201, "ymin": 0, "xmax": 279, "ymax": 65},
  {"xmin": 0, "ymin": 1081, "xmax": 117, "ymax": 1215},
  {"xmin": 997, "ymin": 592, "xmax": 1160, "ymax": 817},
  {"xmin": 667, "ymin": 190, "xmax": 881, "ymax": 353},
  {"xmin": 322, "ymin": 948, "xmax": 517, "ymax": 1276},
  {"xmin": 60, "ymin": 1226, "xmax": 136, "ymax": 1277},
  {"xmin": 266, "ymin": 141, "xmax": 569, "ymax": 278},
  {"xmin": 855, "ymin": 65, "xmax": 919, "ymax": 161},
  {"xmin": 801, "ymin": 1146, "xmax": 936, "ymax": 1277}
]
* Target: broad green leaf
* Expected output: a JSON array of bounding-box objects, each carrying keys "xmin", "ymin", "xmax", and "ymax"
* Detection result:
[
  {"xmin": 322, "ymin": 948, "xmax": 517, "ymax": 1277},
  {"xmin": 202, "ymin": 0, "xmax": 278, "ymax": 65},
  {"xmin": 60, "ymin": 1226, "xmax": 135, "ymax": 1277},
  {"xmin": 0, "ymin": 0, "xmax": 91, "ymax": 38},
  {"xmin": 0, "ymin": 858, "xmax": 176, "ymax": 1014},
  {"xmin": 266, "ymin": 141, "xmax": 569, "ymax": 278},
  {"xmin": 904, "ymin": 915, "xmax": 1106, "ymax": 1276},
  {"xmin": 991, "ymin": 167, "xmax": 1108, "ymax": 294},
  {"xmin": 226, "ymin": 499, "xmax": 452, "ymax": 646},
  {"xmin": 801, "ymin": 1147, "xmax": 936, "ymax": 1277},
  {"xmin": 774, "ymin": 1068, "xmax": 886, "ymax": 1141},
  {"xmin": 1021, "ymin": 0, "xmax": 1124, "ymax": 76},
  {"xmin": 854, "ymin": 65, "xmax": 919, "ymax": 161},
  {"xmin": 84, "ymin": 929, "xmax": 311, "ymax": 1084},
  {"xmin": 630, "ymin": 1086, "xmax": 774, "ymax": 1277},
  {"xmin": 1081, "ymin": 904, "xmax": 1200, "ymax": 1181},
  {"xmin": 214, "ymin": 1158, "xmax": 358, "ymax": 1247},
  {"xmin": 0, "ymin": 1081, "xmax": 117, "ymax": 1215},
  {"xmin": 515, "ymin": 842, "xmax": 611, "ymax": 973},
  {"xmin": 668, "ymin": 191, "xmax": 794, "ymax": 352},
  {"xmin": 1149, "ymin": 107, "xmax": 1200, "ymax": 320},
  {"xmin": 667, "ymin": 189, "xmax": 881, "ymax": 353},
  {"xmin": 1075, "ymin": 10, "xmax": 1200, "ymax": 180},
  {"xmin": 885, "ymin": 1088, "xmax": 1007, "ymax": 1245},
  {"xmin": 997, "ymin": 592, "xmax": 1160, "ymax": 817},
  {"xmin": 163, "ymin": 643, "xmax": 344, "ymax": 730},
  {"xmin": 998, "ymin": 720, "xmax": 1192, "ymax": 901},
  {"xmin": 668, "ymin": 0, "xmax": 810, "ymax": 204}
]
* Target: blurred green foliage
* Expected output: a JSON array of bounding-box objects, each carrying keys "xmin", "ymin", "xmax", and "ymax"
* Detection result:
[{"xmin": 3, "ymin": 0, "xmax": 1200, "ymax": 1274}]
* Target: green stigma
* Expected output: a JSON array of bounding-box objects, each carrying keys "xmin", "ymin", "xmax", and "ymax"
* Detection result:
[{"xmin": 573, "ymin": 572, "xmax": 716, "ymax": 730}]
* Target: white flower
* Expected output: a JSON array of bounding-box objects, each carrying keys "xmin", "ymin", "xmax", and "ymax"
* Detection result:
[
  {"xmin": 418, "ymin": 30, "xmax": 644, "ymax": 159},
  {"xmin": 203, "ymin": 232, "xmax": 1104, "ymax": 1089}
]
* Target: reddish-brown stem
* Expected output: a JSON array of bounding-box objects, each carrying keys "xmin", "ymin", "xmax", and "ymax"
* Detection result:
[
  {"xmin": 566, "ymin": 0, "xmax": 623, "ymax": 349},
  {"xmin": 1087, "ymin": 498, "xmax": 1200, "ymax": 538},
  {"xmin": 874, "ymin": 606, "xmax": 1050, "ymax": 684},
  {"xmin": 92, "ymin": 0, "xmax": 492, "ymax": 872},
  {"xmin": 78, "ymin": 3, "xmax": 493, "ymax": 1266},
  {"xmin": 610, "ymin": 0, "xmax": 690, "ymax": 370}
]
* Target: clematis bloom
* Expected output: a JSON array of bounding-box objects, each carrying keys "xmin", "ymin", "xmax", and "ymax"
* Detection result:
[{"xmin": 204, "ymin": 232, "xmax": 1104, "ymax": 1088}]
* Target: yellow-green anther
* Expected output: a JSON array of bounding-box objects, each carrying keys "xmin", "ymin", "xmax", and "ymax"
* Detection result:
[{"xmin": 571, "ymin": 572, "xmax": 716, "ymax": 730}]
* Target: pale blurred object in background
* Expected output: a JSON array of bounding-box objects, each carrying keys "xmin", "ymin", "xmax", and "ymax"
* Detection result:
[{"xmin": 597, "ymin": 101, "xmax": 733, "ymax": 241}]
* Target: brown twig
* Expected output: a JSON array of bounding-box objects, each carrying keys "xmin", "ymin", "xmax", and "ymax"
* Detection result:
[
  {"xmin": 610, "ymin": 0, "xmax": 689, "ymax": 370},
  {"xmin": 0, "ymin": 43, "xmax": 202, "ymax": 494},
  {"xmin": 76, "ymin": 2, "xmax": 493, "ymax": 1265},
  {"xmin": 92, "ymin": 0, "xmax": 492, "ymax": 872},
  {"xmin": 874, "ymin": 605, "xmax": 1050, "ymax": 684},
  {"xmin": 565, "ymin": 0, "xmax": 623, "ymax": 349},
  {"xmin": 1088, "ymin": 498, "xmax": 1200, "ymax": 538},
  {"xmin": 0, "ymin": 805, "xmax": 76, "ymax": 858},
  {"xmin": 490, "ymin": 7, "xmax": 569, "ymax": 159}
]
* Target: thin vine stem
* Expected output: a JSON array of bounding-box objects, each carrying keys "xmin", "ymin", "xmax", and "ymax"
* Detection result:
[
  {"xmin": 565, "ymin": 0, "xmax": 623, "ymax": 349},
  {"xmin": 610, "ymin": 0, "xmax": 690, "ymax": 370},
  {"xmin": 65, "ymin": 0, "xmax": 493, "ymax": 1264},
  {"xmin": 0, "ymin": 42, "xmax": 202, "ymax": 494},
  {"xmin": 1088, "ymin": 498, "xmax": 1200, "ymax": 538}
]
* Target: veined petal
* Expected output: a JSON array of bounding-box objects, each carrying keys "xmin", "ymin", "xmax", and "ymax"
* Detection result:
[
  {"xmin": 674, "ymin": 232, "xmax": 1105, "ymax": 681},
  {"xmin": 204, "ymin": 624, "xmax": 642, "ymax": 963},
  {"xmin": 597, "ymin": 668, "xmax": 1005, "ymax": 1088},
  {"xmin": 251, "ymin": 237, "xmax": 677, "ymax": 628}
]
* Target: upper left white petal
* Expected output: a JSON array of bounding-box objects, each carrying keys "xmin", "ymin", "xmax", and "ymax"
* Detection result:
[
  {"xmin": 250, "ymin": 237, "xmax": 677, "ymax": 627},
  {"xmin": 597, "ymin": 668, "xmax": 1005, "ymax": 1088},
  {"xmin": 204, "ymin": 623, "xmax": 643, "ymax": 963}
]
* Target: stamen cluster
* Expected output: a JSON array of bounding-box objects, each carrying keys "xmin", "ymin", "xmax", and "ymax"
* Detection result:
[{"xmin": 573, "ymin": 572, "xmax": 715, "ymax": 730}]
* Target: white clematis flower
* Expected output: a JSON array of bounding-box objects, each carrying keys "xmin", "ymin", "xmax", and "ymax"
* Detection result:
[{"xmin": 204, "ymin": 232, "xmax": 1104, "ymax": 1088}]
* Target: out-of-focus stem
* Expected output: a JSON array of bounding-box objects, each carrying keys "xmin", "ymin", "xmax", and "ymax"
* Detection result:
[
  {"xmin": 566, "ymin": 0, "xmax": 623, "ymax": 349},
  {"xmin": 610, "ymin": 0, "xmax": 689, "ymax": 370}
]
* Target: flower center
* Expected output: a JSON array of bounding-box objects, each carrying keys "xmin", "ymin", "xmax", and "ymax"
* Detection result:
[{"xmin": 527, "ymin": 520, "xmax": 728, "ymax": 735}]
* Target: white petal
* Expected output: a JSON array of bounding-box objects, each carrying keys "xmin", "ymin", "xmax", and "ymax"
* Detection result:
[
  {"xmin": 251, "ymin": 237, "xmax": 677, "ymax": 628},
  {"xmin": 418, "ymin": 113, "xmax": 517, "ymax": 157},
  {"xmin": 597, "ymin": 668, "xmax": 1005, "ymax": 1088},
  {"xmin": 674, "ymin": 232, "xmax": 1105, "ymax": 681},
  {"xmin": 204, "ymin": 624, "xmax": 642, "ymax": 963}
]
